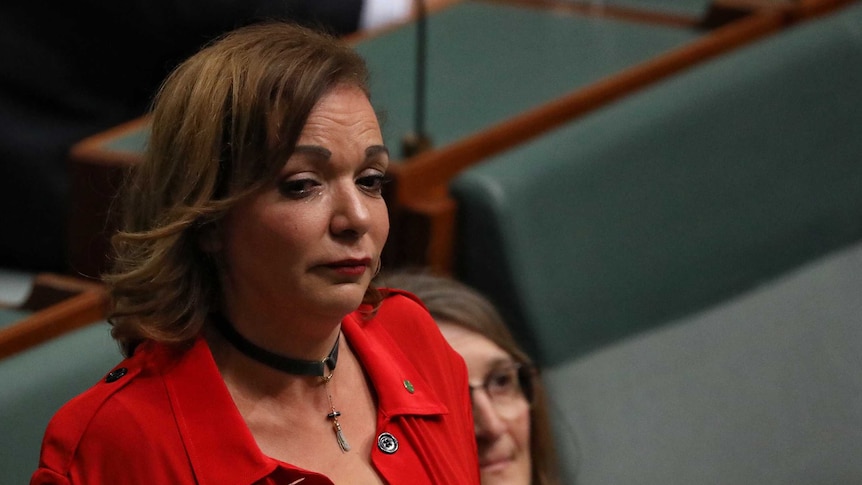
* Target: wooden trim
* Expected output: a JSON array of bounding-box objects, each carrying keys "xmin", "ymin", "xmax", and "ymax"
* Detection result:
[
  {"xmin": 69, "ymin": 116, "xmax": 149, "ymax": 168},
  {"xmin": 793, "ymin": 0, "xmax": 859, "ymax": 20},
  {"xmin": 0, "ymin": 287, "xmax": 109, "ymax": 360},
  {"xmin": 20, "ymin": 273, "xmax": 103, "ymax": 311},
  {"xmin": 704, "ymin": 0, "xmax": 858, "ymax": 27},
  {"xmin": 407, "ymin": 197, "xmax": 458, "ymax": 275}
]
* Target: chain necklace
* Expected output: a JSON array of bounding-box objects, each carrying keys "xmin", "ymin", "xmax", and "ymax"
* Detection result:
[{"xmin": 322, "ymin": 369, "xmax": 351, "ymax": 452}]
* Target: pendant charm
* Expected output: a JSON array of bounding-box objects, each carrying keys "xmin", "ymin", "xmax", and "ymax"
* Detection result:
[
  {"xmin": 322, "ymin": 363, "xmax": 349, "ymax": 453},
  {"xmin": 334, "ymin": 421, "xmax": 351, "ymax": 452},
  {"xmin": 328, "ymin": 410, "xmax": 351, "ymax": 452}
]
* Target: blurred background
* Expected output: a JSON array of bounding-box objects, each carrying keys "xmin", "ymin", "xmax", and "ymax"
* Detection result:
[{"xmin": 2, "ymin": 0, "xmax": 861, "ymax": 483}]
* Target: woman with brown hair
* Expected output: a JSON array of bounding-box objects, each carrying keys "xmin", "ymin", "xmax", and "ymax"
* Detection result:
[
  {"xmin": 31, "ymin": 22, "xmax": 479, "ymax": 485},
  {"xmin": 380, "ymin": 271, "xmax": 561, "ymax": 485}
]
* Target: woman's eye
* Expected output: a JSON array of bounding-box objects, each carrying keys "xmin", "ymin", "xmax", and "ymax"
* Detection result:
[
  {"xmin": 278, "ymin": 178, "xmax": 320, "ymax": 199},
  {"xmin": 487, "ymin": 369, "xmax": 518, "ymax": 394},
  {"xmin": 357, "ymin": 174, "xmax": 387, "ymax": 195}
]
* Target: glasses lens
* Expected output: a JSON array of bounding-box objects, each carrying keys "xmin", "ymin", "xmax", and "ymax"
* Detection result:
[
  {"xmin": 486, "ymin": 365, "xmax": 520, "ymax": 398},
  {"xmin": 472, "ymin": 362, "xmax": 531, "ymax": 416}
]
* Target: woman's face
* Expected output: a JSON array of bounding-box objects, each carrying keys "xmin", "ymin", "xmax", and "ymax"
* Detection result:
[
  {"xmin": 220, "ymin": 83, "xmax": 389, "ymax": 325},
  {"xmin": 438, "ymin": 323, "xmax": 532, "ymax": 485}
]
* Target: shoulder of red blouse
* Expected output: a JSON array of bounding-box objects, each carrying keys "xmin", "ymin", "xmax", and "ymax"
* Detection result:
[{"xmin": 30, "ymin": 341, "xmax": 203, "ymax": 484}]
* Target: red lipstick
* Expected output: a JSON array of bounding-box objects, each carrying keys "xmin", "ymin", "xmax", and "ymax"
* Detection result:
[{"xmin": 325, "ymin": 258, "xmax": 371, "ymax": 276}]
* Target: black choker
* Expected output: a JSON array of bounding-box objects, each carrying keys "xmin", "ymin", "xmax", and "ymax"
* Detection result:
[{"xmin": 211, "ymin": 313, "xmax": 339, "ymax": 377}]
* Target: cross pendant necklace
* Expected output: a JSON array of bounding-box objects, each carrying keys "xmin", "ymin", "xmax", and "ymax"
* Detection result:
[
  {"xmin": 210, "ymin": 313, "xmax": 350, "ymax": 453},
  {"xmin": 322, "ymin": 371, "xmax": 351, "ymax": 453}
]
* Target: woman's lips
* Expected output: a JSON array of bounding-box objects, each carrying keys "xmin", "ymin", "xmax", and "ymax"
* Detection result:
[
  {"xmin": 479, "ymin": 455, "xmax": 513, "ymax": 473},
  {"xmin": 324, "ymin": 258, "xmax": 370, "ymax": 276}
]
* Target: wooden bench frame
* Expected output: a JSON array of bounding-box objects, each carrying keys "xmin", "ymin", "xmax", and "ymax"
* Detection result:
[{"xmin": 0, "ymin": 274, "xmax": 109, "ymax": 359}]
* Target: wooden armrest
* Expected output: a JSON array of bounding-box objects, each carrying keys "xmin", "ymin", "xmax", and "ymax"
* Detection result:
[{"xmin": 0, "ymin": 276, "xmax": 109, "ymax": 360}]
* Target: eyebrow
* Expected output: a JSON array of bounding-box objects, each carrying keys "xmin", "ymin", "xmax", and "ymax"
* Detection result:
[
  {"xmin": 486, "ymin": 357, "xmax": 519, "ymax": 371},
  {"xmin": 365, "ymin": 145, "xmax": 390, "ymax": 159},
  {"xmin": 292, "ymin": 144, "xmax": 390, "ymax": 161},
  {"xmin": 293, "ymin": 145, "xmax": 331, "ymax": 159}
]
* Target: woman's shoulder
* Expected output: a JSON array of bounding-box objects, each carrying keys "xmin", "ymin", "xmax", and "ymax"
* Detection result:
[
  {"xmin": 36, "ymin": 342, "xmax": 181, "ymax": 477},
  {"xmin": 374, "ymin": 288, "xmax": 436, "ymax": 331},
  {"xmin": 44, "ymin": 356, "xmax": 142, "ymax": 437},
  {"xmin": 380, "ymin": 287, "xmax": 427, "ymax": 309}
]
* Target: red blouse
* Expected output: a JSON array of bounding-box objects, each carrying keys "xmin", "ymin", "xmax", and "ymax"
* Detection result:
[{"xmin": 31, "ymin": 291, "xmax": 480, "ymax": 484}]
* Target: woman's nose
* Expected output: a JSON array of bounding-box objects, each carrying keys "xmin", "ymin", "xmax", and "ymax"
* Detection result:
[
  {"xmin": 329, "ymin": 183, "xmax": 372, "ymax": 238},
  {"xmin": 473, "ymin": 391, "xmax": 508, "ymax": 440}
]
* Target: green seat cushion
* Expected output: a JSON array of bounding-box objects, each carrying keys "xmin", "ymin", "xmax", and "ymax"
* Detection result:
[
  {"xmin": 546, "ymin": 241, "xmax": 862, "ymax": 484},
  {"xmin": 0, "ymin": 322, "xmax": 121, "ymax": 484},
  {"xmin": 0, "ymin": 308, "xmax": 29, "ymax": 328}
]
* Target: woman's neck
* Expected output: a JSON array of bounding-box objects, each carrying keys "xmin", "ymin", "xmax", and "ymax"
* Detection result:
[
  {"xmin": 206, "ymin": 324, "xmax": 343, "ymax": 399},
  {"xmin": 220, "ymin": 299, "xmax": 345, "ymax": 362}
]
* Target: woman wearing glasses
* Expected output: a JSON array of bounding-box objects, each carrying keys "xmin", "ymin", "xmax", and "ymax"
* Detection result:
[{"xmin": 380, "ymin": 271, "xmax": 560, "ymax": 485}]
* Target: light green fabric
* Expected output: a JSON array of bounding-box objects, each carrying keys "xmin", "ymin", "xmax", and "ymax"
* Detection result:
[
  {"xmin": 0, "ymin": 322, "xmax": 121, "ymax": 485},
  {"xmin": 547, "ymin": 241, "xmax": 862, "ymax": 484},
  {"xmin": 0, "ymin": 308, "xmax": 29, "ymax": 328},
  {"xmin": 565, "ymin": 0, "xmax": 713, "ymax": 19}
]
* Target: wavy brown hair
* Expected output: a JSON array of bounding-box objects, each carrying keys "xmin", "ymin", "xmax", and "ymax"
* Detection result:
[
  {"xmin": 380, "ymin": 270, "xmax": 561, "ymax": 485},
  {"xmin": 105, "ymin": 22, "xmax": 379, "ymax": 356}
]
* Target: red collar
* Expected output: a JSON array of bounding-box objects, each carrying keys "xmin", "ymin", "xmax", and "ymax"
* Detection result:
[
  {"xmin": 341, "ymin": 310, "xmax": 449, "ymax": 417},
  {"xmin": 157, "ymin": 304, "xmax": 447, "ymax": 484}
]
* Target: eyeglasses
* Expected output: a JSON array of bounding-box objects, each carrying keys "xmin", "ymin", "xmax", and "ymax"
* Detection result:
[{"xmin": 468, "ymin": 362, "xmax": 535, "ymax": 415}]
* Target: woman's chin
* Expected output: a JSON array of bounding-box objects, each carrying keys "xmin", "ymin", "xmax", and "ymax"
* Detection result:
[{"xmin": 480, "ymin": 457, "xmax": 530, "ymax": 485}]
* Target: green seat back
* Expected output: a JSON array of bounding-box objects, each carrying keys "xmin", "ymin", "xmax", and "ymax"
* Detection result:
[{"xmin": 450, "ymin": 3, "xmax": 862, "ymax": 365}]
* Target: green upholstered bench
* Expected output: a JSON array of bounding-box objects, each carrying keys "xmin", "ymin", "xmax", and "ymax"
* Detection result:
[
  {"xmin": 450, "ymin": 2, "xmax": 862, "ymax": 365},
  {"xmin": 0, "ymin": 272, "xmax": 107, "ymax": 359},
  {"xmin": 0, "ymin": 308, "xmax": 30, "ymax": 329},
  {"xmin": 547, "ymin": 240, "xmax": 862, "ymax": 484},
  {"xmin": 0, "ymin": 322, "xmax": 121, "ymax": 485}
]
